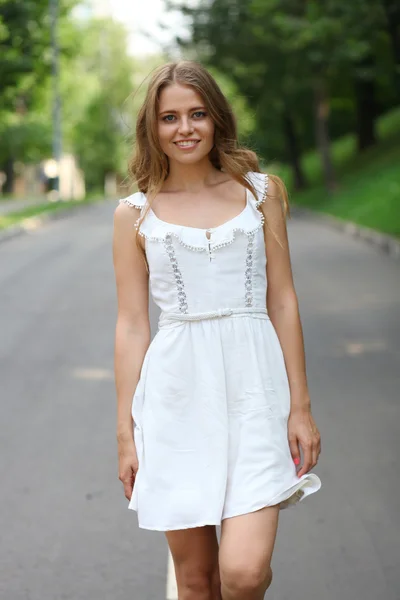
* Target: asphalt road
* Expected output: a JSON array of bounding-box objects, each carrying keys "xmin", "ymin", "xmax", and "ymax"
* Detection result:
[{"xmin": 0, "ymin": 201, "xmax": 399, "ymax": 600}]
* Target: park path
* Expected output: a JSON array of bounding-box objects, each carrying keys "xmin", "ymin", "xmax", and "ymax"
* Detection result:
[{"xmin": 0, "ymin": 201, "xmax": 399, "ymax": 600}]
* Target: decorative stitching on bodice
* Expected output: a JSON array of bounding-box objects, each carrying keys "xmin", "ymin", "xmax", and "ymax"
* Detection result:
[
  {"xmin": 118, "ymin": 173, "xmax": 269, "ymax": 253},
  {"xmin": 244, "ymin": 231, "xmax": 256, "ymax": 307},
  {"xmin": 138, "ymin": 228, "xmax": 206, "ymax": 251},
  {"xmin": 164, "ymin": 233, "xmax": 189, "ymax": 314},
  {"xmin": 119, "ymin": 198, "xmax": 143, "ymax": 210}
]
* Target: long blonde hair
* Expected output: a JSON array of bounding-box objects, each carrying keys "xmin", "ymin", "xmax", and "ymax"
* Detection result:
[{"xmin": 128, "ymin": 61, "xmax": 289, "ymax": 270}]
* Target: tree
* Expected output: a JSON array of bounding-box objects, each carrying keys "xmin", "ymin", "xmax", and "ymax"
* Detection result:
[
  {"xmin": 0, "ymin": 0, "xmax": 78, "ymax": 193},
  {"xmin": 169, "ymin": 0, "xmax": 397, "ymax": 191},
  {"xmin": 0, "ymin": 0, "xmax": 50, "ymax": 110},
  {"xmin": 171, "ymin": 0, "xmax": 311, "ymax": 189},
  {"xmin": 382, "ymin": 0, "xmax": 400, "ymax": 95},
  {"xmin": 69, "ymin": 18, "xmax": 135, "ymax": 191}
]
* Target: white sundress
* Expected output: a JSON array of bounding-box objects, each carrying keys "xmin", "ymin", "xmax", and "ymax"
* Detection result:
[{"xmin": 119, "ymin": 171, "xmax": 321, "ymax": 531}]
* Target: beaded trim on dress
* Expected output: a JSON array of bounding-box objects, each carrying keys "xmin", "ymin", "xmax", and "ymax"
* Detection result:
[{"xmin": 118, "ymin": 171, "xmax": 269, "ymax": 252}]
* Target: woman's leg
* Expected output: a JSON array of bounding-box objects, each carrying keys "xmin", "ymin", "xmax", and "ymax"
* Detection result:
[
  {"xmin": 166, "ymin": 525, "xmax": 222, "ymax": 600},
  {"xmin": 219, "ymin": 505, "xmax": 280, "ymax": 600}
]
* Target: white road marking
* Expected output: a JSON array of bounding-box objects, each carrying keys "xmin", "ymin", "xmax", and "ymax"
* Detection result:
[{"xmin": 166, "ymin": 549, "xmax": 178, "ymax": 599}]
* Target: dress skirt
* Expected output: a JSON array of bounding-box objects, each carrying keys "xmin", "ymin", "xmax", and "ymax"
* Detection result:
[{"xmin": 129, "ymin": 313, "xmax": 321, "ymax": 531}]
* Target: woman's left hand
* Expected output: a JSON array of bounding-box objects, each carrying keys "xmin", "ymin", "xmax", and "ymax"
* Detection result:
[{"xmin": 288, "ymin": 407, "xmax": 321, "ymax": 478}]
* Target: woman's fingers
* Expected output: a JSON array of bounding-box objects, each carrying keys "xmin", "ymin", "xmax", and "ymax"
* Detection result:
[
  {"xmin": 288, "ymin": 433, "xmax": 301, "ymax": 468},
  {"xmin": 312, "ymin": 445, "xmax": 318, "ymax": 469},
  {"xmin": 313, "ymin": 435, "xmax": 321, "ymax": 467},
  {"xmin": 117, "ymin": 439, "xmax": 139, "ymax": 500},
  {"xmin": 119, "ymin": 459, "xmax": 138, "ymax": 500},
  {"xmin": 297, "ymin": 441, "xmax": 312, "ymax": 477},
  {"xmin": 288, "ymin": 410, "xmax": 321, "ymax": 477},
  {"xmin": 298, "ymin": 432, "xmax": 321, "ymax": 477},
  {"xmin": 121, "ymin": 468, "xmax": 135, "ymax": 500}
]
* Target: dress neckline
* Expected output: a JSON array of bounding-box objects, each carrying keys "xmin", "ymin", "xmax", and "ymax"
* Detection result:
[{"xmin": 146, "ymin": 188, "xmax": 250, "ymax": 234}]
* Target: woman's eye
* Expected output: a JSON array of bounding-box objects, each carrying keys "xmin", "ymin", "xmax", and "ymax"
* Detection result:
[{"xmin": 162, "ymin": 111, "xmax": 206, "ymax": 122}]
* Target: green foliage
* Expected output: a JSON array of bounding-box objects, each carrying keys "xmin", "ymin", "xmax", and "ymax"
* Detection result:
[
  {"xmin": 0, "ymin": 4, "xmax": 136, "ymax": 192},
  {"xmin": 1, "ymin": 0, "xmax": 399, "ymax": 207},
  {"xmin": 0, "ymin": 111, "xmax": 52, "ymax": 163},
  {"xmin": 0, "ymin": 0, "xmax": 50, "ymax": 110},
  {"xmin": 68, "ymin": 17, "xmax": 135, "ymax": 190},
  {"xmin": 0, "ymin": 0, "xmax": 78, "ymax": 110},
  {"xmin": 169, "ymin": 0, "xmax": 399, "ymax": 179},
  {"xmin": 0, "ymin": 0, "xmax": 80, "ymax": 172},
  {"xmin": 287, "ymin": 107, "xmax": 400, "ymax": 237}
]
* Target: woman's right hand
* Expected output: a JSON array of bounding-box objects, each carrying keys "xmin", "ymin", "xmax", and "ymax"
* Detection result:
[{"xmin": 118, "ymin": 439, "xmax": 139, "ymax": 500}]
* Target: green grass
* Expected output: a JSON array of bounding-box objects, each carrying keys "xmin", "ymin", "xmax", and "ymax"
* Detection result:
[
  {"xmin": 0, "ymin": 195, "xmax": 106, "ymax": 231},
  {"xmin": 274, "ymin": 106, "xmax": 400, "ymax": 238}
]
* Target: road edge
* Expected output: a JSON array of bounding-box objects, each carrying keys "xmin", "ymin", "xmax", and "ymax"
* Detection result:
[
  {"xmin": 0, "ymin": 199, "xmax": 111, "ymax": 245},
  {"xmin": 1, "ymin": 200, "xmax": 399, "ymax": 260},
  {"xmin": 291, "ymin": 206, "xmax": 400, "ymax": 260}
]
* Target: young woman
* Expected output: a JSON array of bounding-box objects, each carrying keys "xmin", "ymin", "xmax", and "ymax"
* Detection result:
[{"xmin": 113, "ymin": 61, "xmax": 321, "ymax": 600}]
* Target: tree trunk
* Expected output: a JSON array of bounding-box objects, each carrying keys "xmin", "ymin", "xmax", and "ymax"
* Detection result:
[
  {"xmin": 282, "ymin": 110, "xmax": 308, "ymax": 190},
  {"xmin": 382, "ymin": 0, "xmax": 400, "ymax": 96},
  {"xmin": 354, "ymin": 55, "xmax": 377, "ymax": 151},
  {"xmin": 2, "ymin": 158, "xmax": 15, "ymax": 194},
  {"xmin": 314, "ymin": 82, "xmax": 336, "ymax": 193}
]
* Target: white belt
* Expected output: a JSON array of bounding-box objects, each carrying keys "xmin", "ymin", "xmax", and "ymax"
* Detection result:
[{"xmin": 158, "ymin": 307, "xmax": 270, "ymax": 329}]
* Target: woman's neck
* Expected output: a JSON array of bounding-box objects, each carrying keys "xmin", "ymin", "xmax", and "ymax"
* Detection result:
[{"xmin": 163, "ymin": 158, "xmax": 221, "ymax": 193}]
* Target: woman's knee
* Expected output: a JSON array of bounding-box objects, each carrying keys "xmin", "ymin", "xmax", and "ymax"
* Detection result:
[
  {"xmin": 167, "ymin": 526, "xmax": 221, "ymax": 599},
  {"xmin": 220, "ymin": 561, "xmax": 272, "ymax": 597},
  {"xmin": 175, "ymin": 564, "xmax": 220, "ymax": 600}
]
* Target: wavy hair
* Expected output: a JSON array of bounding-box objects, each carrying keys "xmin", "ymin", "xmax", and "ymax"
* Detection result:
[{"xmin": 128, "ymin": 61, "xmax": 289, "ymax": 270}]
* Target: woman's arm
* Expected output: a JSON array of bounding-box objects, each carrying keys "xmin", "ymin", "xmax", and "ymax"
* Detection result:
[
  {"xmin": 261, "ymin": 177, "xmax": 321, "ymax": 476},
  {"xmin": 112, "ymin": 202, "xmax": 150, "ymax": 445},
  {"xmin": 262, "ymin": 178, "xmax": 309, "ymax": 410}
]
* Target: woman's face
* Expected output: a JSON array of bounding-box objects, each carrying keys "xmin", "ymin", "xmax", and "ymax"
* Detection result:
[{"xmin": 157, "ymin": 83, "xmax": 215, "ymax": 166}]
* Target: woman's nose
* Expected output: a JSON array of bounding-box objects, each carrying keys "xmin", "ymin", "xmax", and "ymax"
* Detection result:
[{"xmin": 178, "ymin": 117, "xmax": 194, "ymax": 135}]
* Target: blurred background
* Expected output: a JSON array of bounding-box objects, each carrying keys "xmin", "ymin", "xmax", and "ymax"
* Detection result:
[
  {"xmin": 1, "ymin": 2, "xmax": 400, "ymax": 600},
  {"xmin": 0, "ymin": 0, "xmax": 399, "ymax": 235}
]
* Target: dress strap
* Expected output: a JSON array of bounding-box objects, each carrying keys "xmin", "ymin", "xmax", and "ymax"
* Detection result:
[{"xmin": 246, "ymin": 172, "xmax": 269, "ymax": 208}]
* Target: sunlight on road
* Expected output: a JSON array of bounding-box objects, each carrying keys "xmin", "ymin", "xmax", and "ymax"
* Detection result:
[
  {"xmin": 344, "ymin": 340, "xmax": 388, "ymax": 355},
  {"xmin": 71, "ymin": 367, "xmax": 114, "ymax": 381}
]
